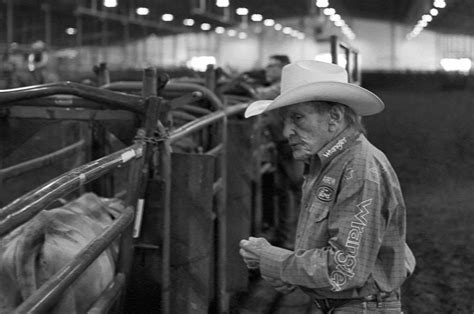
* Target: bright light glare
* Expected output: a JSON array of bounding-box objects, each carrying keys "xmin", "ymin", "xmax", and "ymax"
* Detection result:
[
  {"xmin": 334, "ymin": 20, "xmax": 345, "ymax": 27},
  {"xmin": 274, "ymin": 23, "xmax": 282, "ymax": 31},
  {"xmin": 136, "ymin": 7, "xmax": 149, "ymax": 15},
  {"xmin": 422, "ymin": 14, "xmax": 432, "ymax": 22},
  {"xmin": 236, "ymin": 7, "xmax": 249, "ymax": 15},
  {"xmin": 440, "ymin": 58, "xmax": 472, "ymax": 72},
  {"xmin": 315, "ymin": 0, "xmax": 329, "ymax": 8},
  {"xmin": 65, "ymin": 27, "xmax": 77, "ymax": 35},
  {"xmin": 314, "ymin": 53, "xmax": 347, "ymax": 68},
  {"xmin": 103, "ymin": 0, "xmax": 117, "ymax": 8},
  {"xmin": 183, "ymin": 19, "xmax": 195, "ymax": 26},
  {"xmin": 263, "ymin": 19, "xmax": 275, "ymax": 26},
  {"xmin": 227, "ymin": 29, "xmax": 237, "ymax": 37},
  {"xmin": 186, "ymin": 56, "xmax": 216, "ymax": 72},
  {"xmin": 215, "ymin": 26, "xmax": 225, "ymax": 34},
  {"xmin": 162, "ymin": 14, "xmax": 174, "ymax": 22},
  {"xmin": 238, "ymin": 32, "xmax": 247, "ymax": 39},
  {"xmin": 251, "ymin": 14, "xmax": 263, "ymax": 22},
  {"xmin": 201, "ymin": 23, "xmax": 211, "ymax": 31},
  {"xmin": 430, "ymin": 8, "xmax": 439, "ymax": 16},
  {"xmin": 330, "ymin": 14, "xmax": 341, "ymax": 22},
  {"xmin": 323, "ymin": 8, "xmax": 336, "ymax": 15},
  {"xmin": 216, "ymin": 0, "xmax": 229, "ymax": 8},
  {"xmin": 433, "ymin": 0, "xmax": 446, "ymax": 8},
  {"xmin": 282, "ymin": 27, "xmax": 292, "ymax": 34}
]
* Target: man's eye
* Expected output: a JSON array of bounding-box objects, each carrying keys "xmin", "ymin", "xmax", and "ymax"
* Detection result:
[{"xmin": 293, "ymin": 115, "xmax": 303, "ymax": 121}]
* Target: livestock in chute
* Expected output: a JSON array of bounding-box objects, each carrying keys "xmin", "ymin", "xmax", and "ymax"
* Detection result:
[{"xmin": 0, "ymin": 193, "xmax": 126, "ymax": 313}]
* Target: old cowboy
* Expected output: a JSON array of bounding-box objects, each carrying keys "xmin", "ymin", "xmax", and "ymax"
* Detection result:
[{"xmin": 239, "ymin": 60, "xmax": 416, "ymax": 313}]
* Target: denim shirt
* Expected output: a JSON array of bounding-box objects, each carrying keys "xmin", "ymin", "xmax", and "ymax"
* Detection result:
[{"xmin": 260, "ymin": 126, "xmax": 415, "ymax": 299}]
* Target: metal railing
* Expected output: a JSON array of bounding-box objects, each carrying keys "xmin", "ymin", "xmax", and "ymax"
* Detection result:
[{"xmin": 0, "ymin": 68, "xmax": 163, "ymax": 313}]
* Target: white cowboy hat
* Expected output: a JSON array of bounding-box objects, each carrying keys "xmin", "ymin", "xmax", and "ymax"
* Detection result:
[{"xmin": 244, "ymin": 60, "xmax": 384, "ymax": 118}]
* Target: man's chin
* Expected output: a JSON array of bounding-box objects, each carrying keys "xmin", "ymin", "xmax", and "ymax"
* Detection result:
[{"xmin": 292, "ymin": 150, "xmax": 311, "ymax": 161}]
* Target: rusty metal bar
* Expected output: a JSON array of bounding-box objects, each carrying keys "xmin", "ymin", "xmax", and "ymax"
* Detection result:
[
  {"xmin": 13, "ymin": 206, "xmax": 134, "ymax": 314},
  {"xmin": 0, "ymin": 143, "xmax": 143, "ymax": 234},
  {"xmin": 169, "ymin": 103, "xmax": 247, "ymax": 143},
  {"xmin": 87, "ymin": 273, "xmax": 126, "ymax": 314},
  {"xmin": 116, "ymin": 68, "xmax": 164, "ymax": 313},
  {"xmin": 0, "ymin": 140, "xmax": 86, "ymax": 180},
  {"xmin": 159, "ymin": 133, "xmax": 172, "ymax": 314},
  {"xmin": 217, "ymin": 114, "xmax": 228, "ymax": 313},
  {"xmin": 0, "ymin": 82, "xmax": 144, "ymax": 113},
  {"xmin": 5, "ymin": 106, "xmax": 137, "ymax": 121},
  {"xmin": 205, "ymin": 143, "xmax": 223, "ymax": 157},
  {"xmin": 103, "ymin": 80, "xmax": 225, "ymax": 111}
]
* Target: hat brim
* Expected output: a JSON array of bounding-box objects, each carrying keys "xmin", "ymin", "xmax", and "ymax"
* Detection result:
[{"xmin": 244, "ymin": 81, "xmax": 384, "ymax": 118}]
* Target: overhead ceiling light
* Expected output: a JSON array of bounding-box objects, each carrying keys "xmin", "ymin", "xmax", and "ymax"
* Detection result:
[
  {"xmin": 251, "ymin": 14, "xmax": 263, "ymax": 22},
  {"xmin": 263, "ymin": 19, "xmax": 275, "ymax": 26},
  {"xmin": 334, "ymin": 19, "xmax": 345, "ymax": 27},
  {"xmin": 162, "ymin": 14, "xmax": 174, "ymax": 22},
  {"xmin": 65, "ymin": 27, "xmax": 77, "ymax": 35},
  {"xmin": 215, "ymin": 0, "xmax": 229, "ymax": 8},
  {"xmin": 329, "ymin": 14, "xmax": 341, "ymax": 22},
  {"xmin": 183, "ymin": 18, "xmax": 195, "ymax": 26},
  {"xmin": 236, "ymin": 7, "xmax": 249, "ymax": 15},
  {"xmin": 282, "ymin": 27, "xmax": 292, "ymax": 34},
  {"xmin": 136, "ymin": 7, "xmax": 149, "ymax": 15},
  {"xmin": 274, "ymin": 23, "xmax": 282, "ymax": 31},
  {"xmin": 238, "ymin": 32, "xmax": 247, "ymax": 39},
  {"xmin": 227, "ymin": 29, "xmax": 237, "ymax": 37},
  {"xmin": 421, "ymin": 14, "xmax": 432, "ymax": 22},
  {"xmin": 433, "ymin": 0, "xmax": 446, "ymax": 8},
  {"xmin": 201, "ymin": 23, "xmax": 211, "ymax": 31},
  {"xmin": 430, "ymin": 8, "xmax": 439, "ymax": 16},
  {"xmin": 315, "ymin": 0, "xmax": 329, "ymax": 8},
  {"xmin": 323, "ymin": 8, "xmax": 336, "ymax": 16},
  {"xmin": 103, "ymin": 0, "xmax": 117, "ymax": 8},
  {"xmin": 215, "ymin": 26, "xmax": 225, "ymax": 34}
]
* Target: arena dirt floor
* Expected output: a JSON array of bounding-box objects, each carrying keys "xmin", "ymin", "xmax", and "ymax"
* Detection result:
[{"xmin": 233, "ymin": 88, "xmax": 474, "ymax": 314}]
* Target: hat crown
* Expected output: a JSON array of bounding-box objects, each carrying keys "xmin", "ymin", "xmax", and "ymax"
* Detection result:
[{"xmin": 281, "ymin": 60, "xmax": 348, "ymax": 93}]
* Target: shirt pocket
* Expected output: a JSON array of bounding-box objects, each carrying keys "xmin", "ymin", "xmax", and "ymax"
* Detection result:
[{"xmin": 307, "ymin": 201, "xmax": 330, "ymax": 222}]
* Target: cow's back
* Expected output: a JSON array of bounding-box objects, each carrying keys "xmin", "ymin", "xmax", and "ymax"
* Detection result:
[{"xmin": 0, "ymin": 193, "xmax": 125, "ymax": 313}]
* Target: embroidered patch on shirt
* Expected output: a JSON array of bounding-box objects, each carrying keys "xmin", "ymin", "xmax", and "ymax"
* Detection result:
[
  {"xmin": 316, "ymin": 186, "xmax": 334, "ymax": 202},
  {"xmin": 322, "ymin": 176, "xmax": 336, "ymax": 186}
]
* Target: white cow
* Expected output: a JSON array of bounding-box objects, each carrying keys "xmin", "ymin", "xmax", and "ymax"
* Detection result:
[{"xmin": 0, "ymin": 193, "xmax": 125, "ymax": 313}]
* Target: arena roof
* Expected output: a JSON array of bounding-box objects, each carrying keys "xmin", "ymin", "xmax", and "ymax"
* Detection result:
[{"xmin": 0, "ymin": 0, "xmax": 472, "ymax": 49}]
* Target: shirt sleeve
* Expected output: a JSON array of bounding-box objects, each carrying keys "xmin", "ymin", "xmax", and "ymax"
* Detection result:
[{"xmin": 260, "ymin": 167, "xmax": 386, "ymax": 293}]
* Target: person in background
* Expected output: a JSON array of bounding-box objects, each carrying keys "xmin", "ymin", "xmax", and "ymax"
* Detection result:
[
  {"xmin": 240, "ymin": 60, "xmax": 416, "ymax": 313},
  {"xmin": 256, "ymin": 55, "xmax": 305, "ymax": 250}
]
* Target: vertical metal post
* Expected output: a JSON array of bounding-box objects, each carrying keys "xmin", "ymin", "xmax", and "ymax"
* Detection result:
[
  {"xmin": 217, "ymin": 115, "xmax": 229, "ymax": 313},
  {"xmin": 330, "ymin": 35, "xmax": 339, "ymax": 65},
  {"xmin": 6, "ymin": 0, "xmax": 13, "ymax": 43},
  {"xmin": 118, "ymin": 68, "xmax": 162, "ymax": 312},
  {"xmin": 43, "ymin": 3, "xmax": 52, "ymax": 46},
  {"xmin": 252, "ymin": 116, "xmax": 263, "ymax": 235},
  {"xmin": 101, "ymin": 18, "xmax": 108, "ymax": 63}
]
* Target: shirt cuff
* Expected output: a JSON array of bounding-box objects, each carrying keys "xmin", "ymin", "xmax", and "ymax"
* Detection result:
[{"xmin": 260, "ymin": 245, "xmax": 293, "ymax": 280}]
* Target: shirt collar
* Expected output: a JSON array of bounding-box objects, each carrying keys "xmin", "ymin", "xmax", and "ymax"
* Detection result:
[{"xmin": 315, "ymin": 126, "xmax": 361, "ymax": 167}]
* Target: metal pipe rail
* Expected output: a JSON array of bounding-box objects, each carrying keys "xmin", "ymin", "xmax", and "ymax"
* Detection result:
[
  {"xmin": 102, "ymin": 80, "xmax": 225, "ymax": 111},
  {"xmin": 0, "ymin": 140, "xmax": 86, "ymax": 181},
  {"xmin": 0, "ymin": 82, "xmax": 144, "ymax": 113},
  {"xmin": 0, "ymin": 143, "xmax": 143, "ymax": 235},
  {"xmin": 0, "ymin": 67, "xmax": 162, "ymax": 314}
]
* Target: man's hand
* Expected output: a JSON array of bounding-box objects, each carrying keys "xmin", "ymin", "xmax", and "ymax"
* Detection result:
[{"xmin": 239, "ymin": 237, "xmax": 271, "ymax": 269}]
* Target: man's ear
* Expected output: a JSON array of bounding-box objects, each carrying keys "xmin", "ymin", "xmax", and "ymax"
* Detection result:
[{"xmin": 328, "ymin": 106, "xmax": 344, "ymax": 131}]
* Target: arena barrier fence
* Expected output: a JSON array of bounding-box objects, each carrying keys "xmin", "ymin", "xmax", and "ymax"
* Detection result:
[{"xmin": 0, "ymin": 65, "xmax": 266, "ymax": 313}]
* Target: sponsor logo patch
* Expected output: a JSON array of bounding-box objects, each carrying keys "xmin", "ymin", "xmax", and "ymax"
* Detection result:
[
  {"xmin": 322, "ymin": 176, "xmax": 336, "ymax": 186},
  {"xmin": 316, "ymin": 186, "xmax": 334, "ymax": 202}
]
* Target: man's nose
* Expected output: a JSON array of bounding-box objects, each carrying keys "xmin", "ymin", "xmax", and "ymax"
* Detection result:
[{"xmin": 282, "ymin": 121, "xmax": 294, "ymax": 139}]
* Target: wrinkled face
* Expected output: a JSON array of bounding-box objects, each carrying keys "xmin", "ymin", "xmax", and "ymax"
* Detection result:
[
  {"xmin": 279, "ymin": 102, "xmax": 333, "ymax": 160},
  {"xmin": 265, "ymin": 58, "xmax": 284, "ymax": 83}
]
